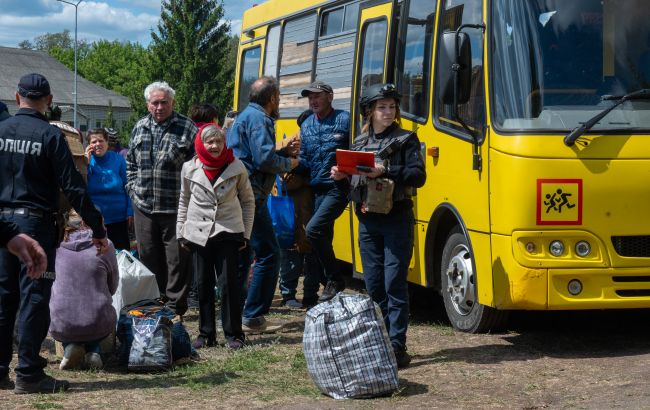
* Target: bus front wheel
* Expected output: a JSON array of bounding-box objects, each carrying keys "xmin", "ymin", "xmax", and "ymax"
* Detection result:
[{"xmin": 440, "ymin": 228, "xmax": 508, "ymax": 333}]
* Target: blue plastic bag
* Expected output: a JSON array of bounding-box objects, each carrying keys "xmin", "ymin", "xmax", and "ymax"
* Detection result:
[{"xmin": 268, "ymin": 175, "xmax": 295, "ymax": 249}]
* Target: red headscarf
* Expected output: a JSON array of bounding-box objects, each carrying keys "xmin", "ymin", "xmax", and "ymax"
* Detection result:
[{"xmin": 194, "ymin": 123, "xmax": 234, "ymax": 180}]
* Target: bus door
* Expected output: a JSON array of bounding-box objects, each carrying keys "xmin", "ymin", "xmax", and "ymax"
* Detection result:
[{"xmin": 348, "ymin": 0, "xmax": 397, "ymax": 278}]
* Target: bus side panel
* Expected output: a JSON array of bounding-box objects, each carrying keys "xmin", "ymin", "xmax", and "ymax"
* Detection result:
[{"xmin": 469, "ymin": 230, "xmax": 497, "ymax": 307}]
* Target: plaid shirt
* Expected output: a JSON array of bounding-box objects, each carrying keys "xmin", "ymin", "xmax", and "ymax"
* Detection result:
[{"xmin": 126, "ymin": 112, "xmax": 197, "ymax": 214}]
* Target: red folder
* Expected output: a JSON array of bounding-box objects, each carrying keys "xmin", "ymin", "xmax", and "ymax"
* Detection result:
[{"xmin": 336, "ymin": 149, "xmax": 375, "ymax": 175}]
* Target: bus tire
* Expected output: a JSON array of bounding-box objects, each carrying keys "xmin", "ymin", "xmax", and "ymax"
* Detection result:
[{"xmin": 440, "ymin": 228, "xmax": 508, "ymax": 333}]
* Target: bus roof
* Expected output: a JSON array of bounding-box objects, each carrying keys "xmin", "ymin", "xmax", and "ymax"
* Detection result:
[{"xmin": 241, "ymin": 0, "xmax": 334, "ymax": 31}]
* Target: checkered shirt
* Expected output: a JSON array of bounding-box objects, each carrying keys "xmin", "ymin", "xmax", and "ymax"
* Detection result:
[
  {"xmin": 303, "ymin": 293, "xmax": 399, "ymax": 399},
  {"xmin": 126, "ymin": 113, "xmax": 197, "ymax": 214}
]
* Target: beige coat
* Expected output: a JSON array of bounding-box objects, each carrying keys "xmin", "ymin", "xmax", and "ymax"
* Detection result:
[{"xmin": 177, "ymin": 156, "xmax": 254, "ymax": 247}]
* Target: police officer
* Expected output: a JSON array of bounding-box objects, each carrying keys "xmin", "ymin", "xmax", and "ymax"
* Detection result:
[
  {"xmin": 0, "ymin": 73, "xmax": 108, "ymax": 394},
  {"xmin": 331, "ymin": 83, "xmax": 426, "ymax": 369}
]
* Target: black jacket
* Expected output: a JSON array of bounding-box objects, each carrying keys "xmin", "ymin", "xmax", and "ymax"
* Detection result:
[
  {"xmin": 0, "ymin": 108, "xmax": 105, "ymax": 238},
  {"xmin": 344, "ymin": 123, "xmax": 426, "ymax": 217}
]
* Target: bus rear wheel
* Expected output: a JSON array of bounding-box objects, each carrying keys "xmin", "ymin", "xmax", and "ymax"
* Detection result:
[{"xmin": 440, "ymin": 228, "xmax": 508, "ymax": 333}]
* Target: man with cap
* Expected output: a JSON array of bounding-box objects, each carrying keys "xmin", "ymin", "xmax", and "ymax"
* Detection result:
[
  {"xmin": 0, "ymin": 102, "xmax": 10, "ymax": 122},
  {"xmin": 0, "ymin": 73, "xmax": 108, "ymax": 394},
  {"xmin": 298, "ymin": 80, "xmax": 351, "ymax": 302}
]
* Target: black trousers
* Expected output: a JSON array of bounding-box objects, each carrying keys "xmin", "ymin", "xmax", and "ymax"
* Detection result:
[
  {"xmin": 106, "ymin": 220, "xmax": 130, "ymax": 251},
  {"xmin": 0, "ymin": 212, "xmax": 57, "ymax": 383},
  {"xmin": 133, "ymin": 206, "xmax": 190, "ymax": 315},
  {"xmin": 194, "ymin": 235, "xmax": 244, "ymax": 342}
]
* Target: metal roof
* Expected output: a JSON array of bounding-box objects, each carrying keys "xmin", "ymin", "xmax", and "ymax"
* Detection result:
[{"xmin": 0, "ymin": 46, "xmax": 130, "ymax": 109}]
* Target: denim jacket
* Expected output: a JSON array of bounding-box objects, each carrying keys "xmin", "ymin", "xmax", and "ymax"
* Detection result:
[{"xmin": 226, "ymin": 103, "xmax": 293, "ymax": 200}]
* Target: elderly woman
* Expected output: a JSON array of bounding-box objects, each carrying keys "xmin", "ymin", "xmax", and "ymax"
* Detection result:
[
  {"xmin": 49, "ymin": 212, "xmax": 118, "ymax": 370},
  {"xmin": 85, "ymin": 128, "xmax": 133, "ymax": 250},
  {"xmin": 177, "ymin": 124, "xmax": 254, "ymax": 350}
]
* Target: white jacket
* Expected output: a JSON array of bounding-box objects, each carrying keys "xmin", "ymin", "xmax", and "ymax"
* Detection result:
[{"xmin": 177, "ymin": 156, "xmax": 254, "ymax": 247}]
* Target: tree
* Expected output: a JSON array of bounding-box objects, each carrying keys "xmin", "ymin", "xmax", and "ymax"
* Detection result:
[
  {"xmin": 149, "ymin": 0, "xmax": 234, "ymax": 119},
  {"xmin": 18, "ymin": 40, "xmax": 34, "ymax": 50},
  {"xmin": 106, "ymin": 99, "xmax": 114, "ymax": 129},
  {"xmin": 34, "ymin": 30, "xmax": 73, "ymax": 51}
]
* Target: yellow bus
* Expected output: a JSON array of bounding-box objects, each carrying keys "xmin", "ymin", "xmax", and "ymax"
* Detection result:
[{"xmin": 232, "ymin": 0, "xmax": 650, "ymax": 332}]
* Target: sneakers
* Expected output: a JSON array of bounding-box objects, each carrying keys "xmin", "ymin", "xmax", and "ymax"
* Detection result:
[
  {"xmin": 281, "ymin": 298, "xmax": 303, "ymax": 309},
  {"xmin": 59, "ymin": 344, "xmax": 85, "ymax": 370},
  {"xmin": 242, "ymin": 317, "xmax": 284, "ymax": 334},
  {"xmin": 192, "ymin": 336, "xmax": 216, "ymax": 349},
  {"xmin": 394, "ymin": 348, "xmax": 412, "ymax": 369},
  {"xmin": 226, "ymin": 338, "xmax": 246, "ymax": 350},
  {"xmin": 85, "ymin": 352, "xmax": 103, "ymax": 370},
  {"xmin": 14, "ymin": 375, "xmax": 70, "ymax": 395},
  {"xmin": 318, "ymin": 280, "xmax": 345, "ymax": 302}
]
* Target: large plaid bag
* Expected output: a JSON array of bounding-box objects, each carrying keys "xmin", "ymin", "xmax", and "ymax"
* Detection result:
[{"xmin": 303, "ymin": 293, "xmax": 398, "ymax": 399}]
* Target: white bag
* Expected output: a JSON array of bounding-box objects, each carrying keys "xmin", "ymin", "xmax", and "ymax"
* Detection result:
[{"xmin": 111, "ymin": 250, "xmax": 161, "ymax": 319}]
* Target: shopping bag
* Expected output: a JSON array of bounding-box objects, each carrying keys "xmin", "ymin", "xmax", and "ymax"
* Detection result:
[
  {"xmin": 303, "ymin": 293, "xmax": 398, "ymax": 399},
  {"xmin": 112, "ymin": 250, "xmax": 160, "ymax": 320},
  {"xmin": 128, "ymin": 314, "xmax": 173, "ymax": 372},
  {"xmin": 268, "ymin": 175, "xmax": 295, "ymax": 249}
]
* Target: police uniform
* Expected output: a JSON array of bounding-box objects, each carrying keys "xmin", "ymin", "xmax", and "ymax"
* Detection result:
[
  {"xmin": 0, "ymin": 74, "xmax": 105, "ymax": 388},
  {"xmin": 343, "ymin": 84, "xmax": 426, "ymax": 366}
]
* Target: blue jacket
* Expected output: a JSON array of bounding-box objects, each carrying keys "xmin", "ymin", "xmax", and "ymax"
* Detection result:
[
  {"xmin": 227, "ymin": 103, "xmax": 293, "ymax": 199},
  {"xmin": 299, "ymin": 109, "xmax": 350, "ymax": 189},
  {"xmin": 88, "ymin": 151, "xmax": 133, "ymax": 224}
]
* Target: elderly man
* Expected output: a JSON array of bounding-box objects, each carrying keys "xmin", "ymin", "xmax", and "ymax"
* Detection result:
[
  {"xmin": 227, "ymin": 76, "xmax": 299, "ymax": 332},
  {"xmin": 126, "ymin": 81, "xmax": 197, "ymax": 317},
  {"xmin": 299, "ymin": 81, "xmax": 351, "ymax": 302},
  {"xmin": 0, "ymin": 73, "xmax": 107, "ymax": 394}
]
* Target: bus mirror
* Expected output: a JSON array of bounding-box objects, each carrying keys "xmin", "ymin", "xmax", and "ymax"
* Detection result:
[{"xmin": 440, "ymin": 31, "xmax": 472, "ymax": 105}]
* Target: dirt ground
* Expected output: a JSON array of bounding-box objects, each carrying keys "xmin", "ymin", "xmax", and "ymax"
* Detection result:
[{"xmin": 3, "ymin": 277, "xmax": 650, "ymax": 409}]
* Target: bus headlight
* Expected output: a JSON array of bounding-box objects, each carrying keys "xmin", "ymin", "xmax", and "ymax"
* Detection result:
[
  {"xmin": 549, "ymin": 240, "xmax": 565, "ymax": 257},
  {"xmin": 568, "ymin": 279, "xmax": 583, "ymax": 295},
  {"xmin": 575, "ymin": 241, "xmax": 591, "ymax": 257}
]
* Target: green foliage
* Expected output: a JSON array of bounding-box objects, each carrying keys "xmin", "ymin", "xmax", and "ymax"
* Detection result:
[
  {"xmin": 149, "ymin": 0, "xmax": 235, "ymax": 120},
  {"xmin": 106, "ymin": 99, "xmax": 115, "ymax": 129}
]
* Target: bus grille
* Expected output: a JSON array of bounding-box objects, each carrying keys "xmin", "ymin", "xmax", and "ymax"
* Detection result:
[{"xmin": 611, "ymin": 236, "xmax": 650, "ymax": 257}]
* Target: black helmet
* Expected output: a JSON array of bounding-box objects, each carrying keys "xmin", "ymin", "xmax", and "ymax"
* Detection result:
[{"xmin": 360, "ymin": 83, "xmax": 401, "ymax": 110}]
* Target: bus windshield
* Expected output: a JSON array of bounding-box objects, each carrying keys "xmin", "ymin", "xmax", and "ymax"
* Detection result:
[{"xmin": 491, "ymin": 0, "xmax": 650, "ymax": 133}]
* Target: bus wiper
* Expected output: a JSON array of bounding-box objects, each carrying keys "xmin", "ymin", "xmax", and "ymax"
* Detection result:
[{"xmin": 564, "ymin": 89, "xmax": 650, "ymax": 146}]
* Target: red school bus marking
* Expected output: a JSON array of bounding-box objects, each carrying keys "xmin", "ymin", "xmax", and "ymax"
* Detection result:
[{"xmin": 536, "ymin": 179, "xmax": 583, "ymax": 225}]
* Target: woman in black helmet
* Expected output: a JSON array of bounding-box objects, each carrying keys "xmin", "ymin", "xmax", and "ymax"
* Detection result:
[{"xmin": 331, "ymin": 83, "xmax": 426, "ymax": 368}]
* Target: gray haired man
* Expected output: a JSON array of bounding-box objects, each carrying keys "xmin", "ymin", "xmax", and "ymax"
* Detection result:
[{"xmin": 126, "ymin": 81, "xmax": 197, "ymax": 316}]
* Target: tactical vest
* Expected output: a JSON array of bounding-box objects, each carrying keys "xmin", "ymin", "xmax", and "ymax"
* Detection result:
[{"xmin": 350, "ymin": 126, "xmax": 416, "ymax": 213}]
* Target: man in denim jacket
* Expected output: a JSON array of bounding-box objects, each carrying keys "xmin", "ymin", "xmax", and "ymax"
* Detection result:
[{"xmin": 227, "ymin": 76, "xmax": 299, "ymax": 332}]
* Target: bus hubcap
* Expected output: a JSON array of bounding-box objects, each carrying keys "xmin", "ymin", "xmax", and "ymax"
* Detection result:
[{"xmin": 445, "ymin": 244, "xmax": 476, "ymax": 316}]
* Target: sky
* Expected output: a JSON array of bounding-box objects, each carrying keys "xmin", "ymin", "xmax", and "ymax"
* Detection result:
[{"xmin": 0, "ymin": 0, "xmax": 260, "ymax": 48}]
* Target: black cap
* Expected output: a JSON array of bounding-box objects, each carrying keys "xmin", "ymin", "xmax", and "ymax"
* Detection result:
[
  {"xmin": 360, "ymin": 83, "xmax": 401, "ymax": 110},
  {"xmin": 17, "ymin": 73, "xmax": 51, "ymax": 99},
  {"xmin": 300, "ymin": 81, "xmax": 333, "ymax": 97}
]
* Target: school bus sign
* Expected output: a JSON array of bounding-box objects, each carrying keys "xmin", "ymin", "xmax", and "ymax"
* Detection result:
[{"xmin": 536, "ymin": 179, "xmax": 583, "ymax": 225}]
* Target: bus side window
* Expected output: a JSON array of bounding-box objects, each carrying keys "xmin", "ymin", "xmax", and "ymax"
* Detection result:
[
  {"xmin": 279, "ymin": 13, "xmax": 318, "ymax": 118},
  {"xmin": 356, "ymin": 19, "xmax": 388, "ymax": 131},
  {"xmin": 434, "ymin": 0, "xmax": 485, "ymax": 137},
  {"xmin": 238, "ymin": 46, "xmax": 261, "ymax": 111},
  {"xmin": 264, "ymin": 25, "xmax": 281, "ymax": 78},
  {"xmin": 397, "ymin": 0, "xmax": 436, "ymax": 121}
]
